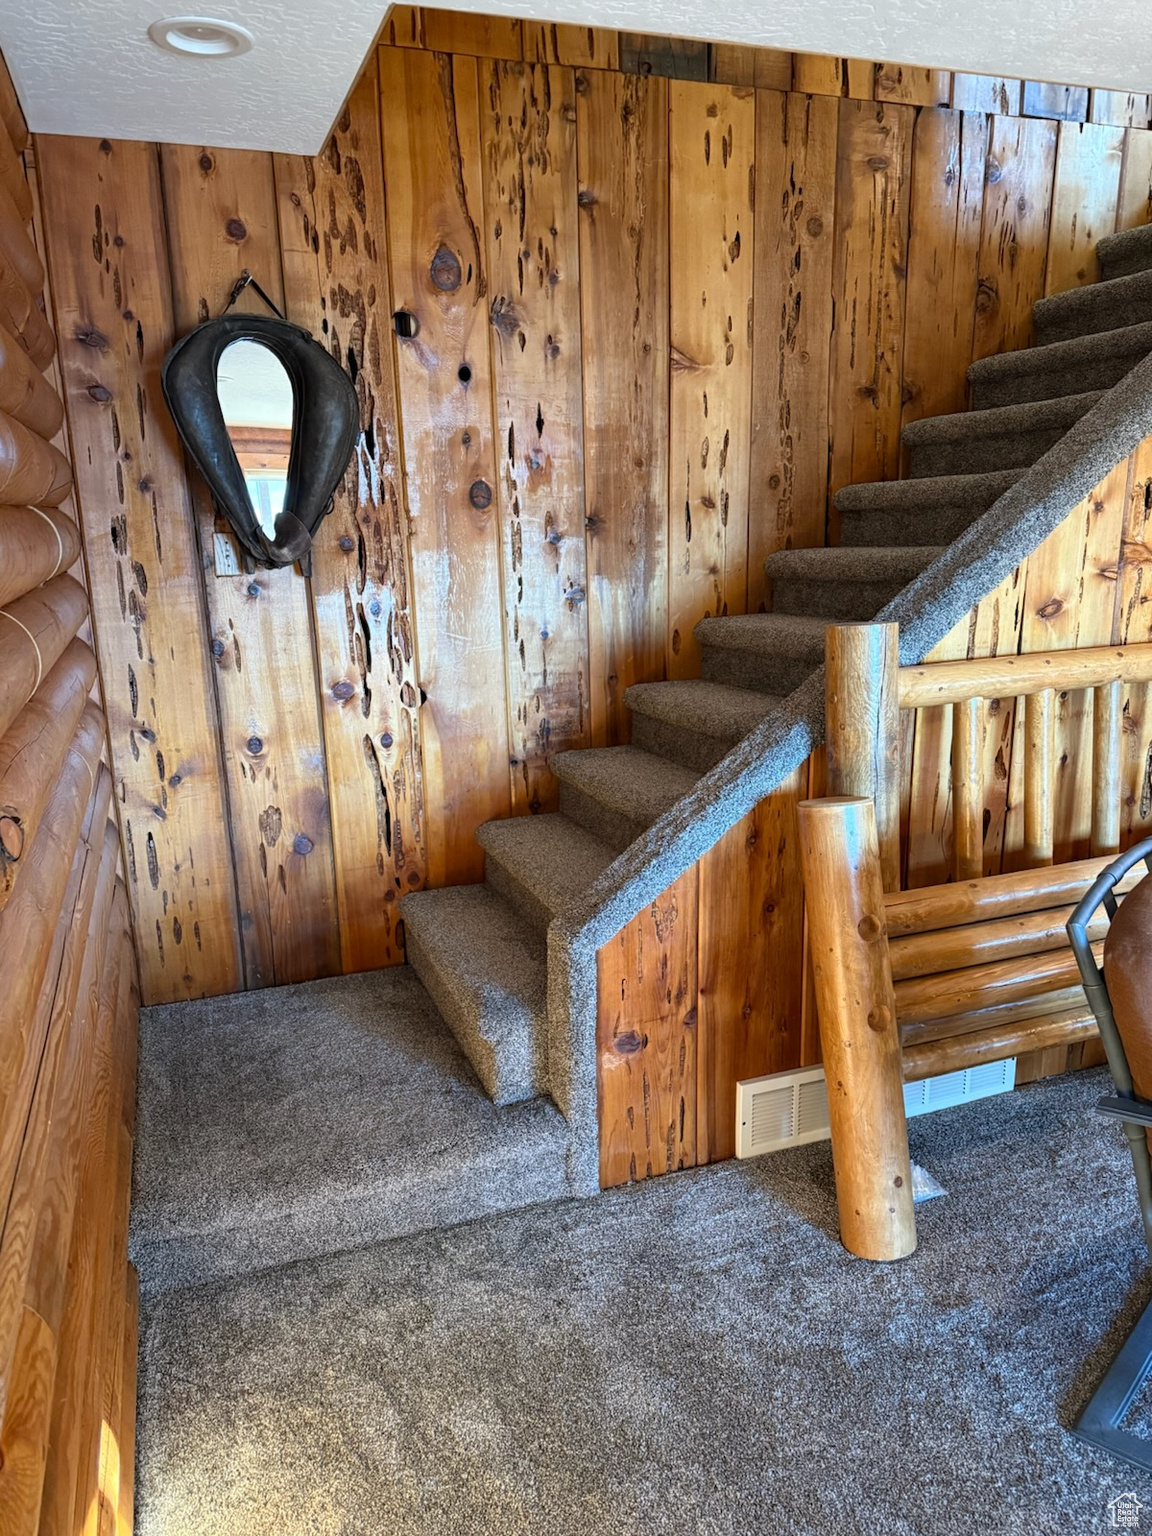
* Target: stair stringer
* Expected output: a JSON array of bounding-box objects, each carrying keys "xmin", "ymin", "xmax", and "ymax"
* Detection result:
[{"xmin": 547, "ymin": 348, "xmax": 1152, "ymax": 1178}]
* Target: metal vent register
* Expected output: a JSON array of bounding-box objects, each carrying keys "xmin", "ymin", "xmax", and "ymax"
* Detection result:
[{"xmin": 735, "ymin": 1058, "xmax": 1016, "ymax": 1160}]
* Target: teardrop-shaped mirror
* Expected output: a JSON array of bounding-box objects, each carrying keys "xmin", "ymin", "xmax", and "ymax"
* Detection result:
[{"xmin": 216, "ymin": 337, "xmax": 294, "ymax": 538}]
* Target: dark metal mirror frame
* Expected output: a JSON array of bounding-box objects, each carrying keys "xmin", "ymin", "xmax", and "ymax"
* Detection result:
[{"xmin": 161, "ymin": 312, "xmax": 359, "ymax": 571}]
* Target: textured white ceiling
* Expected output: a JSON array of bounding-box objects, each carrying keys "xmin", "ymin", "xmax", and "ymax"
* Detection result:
[{"xmin": 2, "ymin": 0, "xmax": 1152, "ymax": 155}]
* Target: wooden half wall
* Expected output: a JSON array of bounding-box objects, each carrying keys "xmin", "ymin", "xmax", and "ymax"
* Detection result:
[
  {"xmin": 32, "ymin": 14, "xmax": 1152, "ymax": 1005},
  {"xmin": 0, "ymin": 52, "xmax": 141, "ymax": 1536}
]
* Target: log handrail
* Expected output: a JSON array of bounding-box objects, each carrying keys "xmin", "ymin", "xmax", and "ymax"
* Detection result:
[{"xmin": 896, "ymin": 640, "xmax": 1152, "ymax": 707}]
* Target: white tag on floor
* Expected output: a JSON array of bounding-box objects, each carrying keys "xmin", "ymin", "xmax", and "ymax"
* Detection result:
[{"xmin": 911, "ymin": 1162, "xmax": 946, "ymax": 1204}]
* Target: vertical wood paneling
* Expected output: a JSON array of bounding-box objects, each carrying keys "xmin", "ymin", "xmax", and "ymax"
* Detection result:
[
  {"xmin": 667, "ymin": 80, "xmax": 755, "ymax": 675},
  {"xmin": 1117, "ymin": 128, "xmax": 1152, "ymax": 230},
  {"xmin": 1023, "ymin": 81, "xmax": 1090, "ymax": 123},
  {"xmin": 748, "ymin": 90, "xmax": 837, "ymax": 605},
  {"xmin": 1043, "ymin": 120, "xmax": 1124, "ymax": 294},
  {"xmin": 900, "ymin": 108, "xmax": 987, "ymax": 430},
  {"xmin": 482, "ymin": 61, "xmax": 589, "ymax": 813},
  {"xmin": 420, "ymin": 9, "xmax": 524, "ymax": 59},
  {"xmin": 379, "ymin": 47, "xmax": 510, "ymax": 886},
  {"xmin": 874, "ymin": 64, "xmax": 951, "ymax": 108},
  {"xmin": 971, "ymin": 115, "xmax": 1057, "ymax": 359},
  {"xmin": 951, "ymin": 75, "xmax": 1022, "ymax": 115},
  {"xmin": 1090, "ymin": 90, "xmax": 1152, "ymax": 130},
  {"xmin": 577, "ymin": 69, "xmax": 669, "ymax": 746},
  {"xmin": 36, "ymin": 136, "xmax": 242, "ymax": 1003},
  {"xmin": 827, "ymin": 99, "xmax": 914, "ymax": 540},
  {"xmin": 159, "ymin": 143, "xmax": 341, "ymax": 989},
  {"xmin": 596, "ymin": 866, "xmax": 697, "ymax": 1187},
  {"xmin": 1117, "ymin": 437, "xmax": 1152, "ymax": 848},
  {"xmin": 696, "ymin": 768, "xmax": 806, "ymax": 1163},
  {"xmin": 522, "ymin": 22, "xmax": 619, "ymax": 70},
  {"xmin": 710, "ymin": 45, "xmax": 793, "ymax": 92},
  {"xmin": 274, "ymin": 58, "xmax": 426, "ymax": 971}
]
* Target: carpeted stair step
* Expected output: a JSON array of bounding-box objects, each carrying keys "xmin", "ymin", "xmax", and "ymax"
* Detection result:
[
  {"xmin": 835, "ymin": 469, "xmax": 1022, "ymax": 547},
  {"xmin": 625, "ymin": 678, "xmax": 782, "ymax": 772},
  {"xmin": 400, "ymin": 885, "xmax": 547, "ymax": 1106},
  {"xmin": 1097, "ymin": 222, "xmax": 1152, "ymax": 282},
  {"xmin": 967, "ymin": 321, "xmax": 1152, "ymax": 409},
  {"xmin": 1033, "ymin": 267, "xmax": 1152, "ymax": 345},
  {"xmin": 477, "ymin": 814, "xmax": 617, "ymax": 938},
  {"xmin": 552, "ymin": 745, "xmax": 699, "ymax": 853},
  {"xmin": 696, "ymin": 611, "xmax": 827, "ymax": 694},
  {"xmin": 901, "ymin": 391, "xmax": 1101, "ymax": 478},
  {"xmin": 764, "ymin": 545, "xmax": 944, "ymax": 621}
]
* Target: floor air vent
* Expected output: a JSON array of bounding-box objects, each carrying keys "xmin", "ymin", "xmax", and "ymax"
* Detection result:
[{"xmin": 736, "ymin": 1057, "xmax": 1017, "ymax": 1159}]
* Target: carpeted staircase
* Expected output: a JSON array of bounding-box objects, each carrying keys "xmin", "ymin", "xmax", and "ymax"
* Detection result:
[{"xmin": 401, "ymin": 218, "xmax": 1152, "ymax": 1111}]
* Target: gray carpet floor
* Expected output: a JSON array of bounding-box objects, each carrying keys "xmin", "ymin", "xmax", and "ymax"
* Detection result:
[
  {"xmin": 130, "ymin": 969, "xmax": 576, "ymax": 1292},
  {"xmin": 137, "ymin": 1065, "xmax": 1152, "ymax": 1535}
]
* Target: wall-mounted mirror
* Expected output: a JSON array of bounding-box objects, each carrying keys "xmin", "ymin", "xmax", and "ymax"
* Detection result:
[
  {"xmin": 216, "ymin": 337, "xmax": 294, "ymax": 540},
  {"xmin": 162, "ymin": 312, "xmax": 358, "ymax": 571}
]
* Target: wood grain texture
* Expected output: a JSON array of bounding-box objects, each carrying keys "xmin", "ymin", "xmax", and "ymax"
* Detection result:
[
  {"xmin": 1043, "ymin": 120, "xmax": 1124, "ymax": 295},
  {"xmin": 874, "ymin": 63, "xmax": 950, "ymax": 108},
  {"xmin": 1023, "ymin": 81, "xmax": 1089, "ymax": 123},
  {"xmin": 577, "ymin": 68, "xmax": 669, "ymax": 745},
  {"xmin": 951, "ymin": 75, "xmax": 1022, "ymax": 115},
  {"xmin": 159, "ymin": 142, "xmax": 341, "ymax": 989},
  {"xmin": 523, "ymin": 22, "xmax": 619, "ymax": 70},
  {"xmin": 597, "ymin": 866, "xmax": 697, "ymax": 1187},
  {"xmin": 274, "ymin": 57, "xmax": 426, "ymax": 971},
  {"xmin": 1090, "ymin": 90, "xmax": 1152, "ymax": 130},
  {"xmin": 420, "ymin": 9, "xmax": 523, "ymax": 59},
  {"xmin": 667, "ymin": 79, "xmax": 755, "ymax": 675},
  {"xmin": 709, "ymin": 45, "xmax": 792, "ymax": 92},
  {"xmin": 827, "ymin": 99, "xmax": 913, "ymax": 541},
  {"xmin": 482, "ymin": 60, "xmax": 589, "ymax": 812},
  {"xmin": 971, "ymin": 114, "xmax": 1057, "ymax": 359},
  {"xmin": 696, "ymin": 769, "xmax": 806, "ymax": 1163},
  {"xmin": 748, "ymin": 90, "xmax": 836, "ymax": 602},
  {"xmin": 35, "ymin": 135, "xmax": 242, "ymax": 1004},
  {"xmin": 380, "ymin": 46, "xmax": 510, "ymax": 885}
]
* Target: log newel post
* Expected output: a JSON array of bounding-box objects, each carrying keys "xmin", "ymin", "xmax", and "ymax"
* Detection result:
[
  {"xmin": 797, "ymin": 795, "xmax": 917, "ymax": 1262},
  {"xmin": 824, "ymin": 622, "xmax": 901, "ymax": 893}
]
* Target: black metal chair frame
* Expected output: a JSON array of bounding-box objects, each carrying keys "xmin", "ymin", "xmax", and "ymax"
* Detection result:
[{"xmin": 1068, "ymin": 835, "xmax": 1152, "ymax": 1468}]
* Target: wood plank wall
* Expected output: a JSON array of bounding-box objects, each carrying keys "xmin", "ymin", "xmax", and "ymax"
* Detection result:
[
  {"xmin": 31, "ymin": 9, "xmax": 1152, "ymax": 1016},
  {"xmin": 0, "ymin": 50, "xmax": 141, "ymax": 1535}
]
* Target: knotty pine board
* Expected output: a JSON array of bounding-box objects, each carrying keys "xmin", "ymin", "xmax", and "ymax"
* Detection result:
[
  {"xmin": 1043, "ymin": 120, "xmax": 1124, "ymax": 295},
  {"xmin": 827, "ymin": 99, "xmax": 914, "ymax": 543},
  {"xmin": 482, "ymin": 60, "xmax": 590, "ymax": 813},
  {"xmin": 159, "ymin": 142, "xmax": 341, "ymax": 989},
  {"xmin": 666, "ymin": 80, "xmax": 755, "ymax": 676},
  {"xmin": 597, "ymin": 865, "xmax": 697, "ymax": 1187},
  {"xmin": 274, "ymin": 56, "xmax": 426, "ymax": 971},
  {"xmin": 522, "ymin": 21, "xmax": 619, "ymax": 70},
  {"xmin": 379, "ymin": 46, "xmax": 511, "ymax": 886},
  {"xmin": 874, "ymin": 64, "xmax": 951, "ymax": 108},
  {"xmin": 35, "ymin": 136, "xmax": 242, "ymax": 1004},
  {"xmin": 748, "ymin": 90, "xmax": 836, "ymax": 607},
  {"xmin": 577, "ymin": 68, "xmax": 669, "ymax": 745},
  {"xmin": 970, "ymin": 114, "xmax": 1057, "ymax": 360},
  {"xmin": 1116, "ymin": 436, "xmax": 1152, "ymax": 850}
]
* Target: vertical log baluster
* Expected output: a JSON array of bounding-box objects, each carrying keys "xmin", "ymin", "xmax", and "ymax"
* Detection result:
[
  {"xmin": 1091, "ymin": 678, "xmax": 1122, "ymax": 856},
  {"xmin": 1024, "ymin": 688, "xmax": 1055, "ymax": 866},
  {"xmin": 797, "ymin": 795, "xmax": 916, "ymax": 1261},
  {"xmin": 952, "ymin": 694, "xmax": 984, "ymax": 880},
  {"xmin": 824, "ymin": 622, "xmax": 902, "ymax": 892}
]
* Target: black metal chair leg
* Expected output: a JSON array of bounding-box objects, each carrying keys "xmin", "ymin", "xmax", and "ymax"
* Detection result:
[{"xmin": 1074, "ymin": 1293, "xmax": 1152, "ymax": 1472}]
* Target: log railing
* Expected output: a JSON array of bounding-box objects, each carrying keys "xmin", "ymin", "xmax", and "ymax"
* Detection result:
[
  {"xmin": 0, "ymin": 50, "xmax": 140, "ymax": 1536},
  {"xmin": 799, "ymin": 622, "xmax": 1152, "ymax": 1259}
]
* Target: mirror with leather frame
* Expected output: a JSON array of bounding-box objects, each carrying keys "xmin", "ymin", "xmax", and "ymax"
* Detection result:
[{"xmin": 162, "ymin": 309, "xmax": 359, "ymax": 571}]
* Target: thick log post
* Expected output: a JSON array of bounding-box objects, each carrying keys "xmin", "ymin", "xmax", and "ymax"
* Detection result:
[
  {"xmin": 824, "ymin": 622, "xmax": 902, "ymax": 892},
  {"xmin": 1091, "ymin": 678, "xmax": 1122, "ymax": 857},
  {"xmin": 1024, "ymin": 687, "xmax": 1055, "ymax": 867},
  {"xmin": 952, "ymin": 694, "xmax": 983, "ymax": 880},
  {"xmin": 798, "ymin": 795, "xmax": 916, "ymax": 1261}
]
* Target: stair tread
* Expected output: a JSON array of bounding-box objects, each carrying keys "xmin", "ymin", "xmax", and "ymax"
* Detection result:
[
  {"xmin": 900, "ymin": 389, "xmax": 1101, "ymax": 445},
  {"xmin": 1097, "ymin": 223, "xmax": 1152, "ymax": 279},
  {"xmin": 400, "ymin": 885, "xmax": 546, "ymax": 1105},
  {"xmin": 552, "ymin": 745, "xmax": 699, "ymax": 826},
  {"xmin": 626, "ymin": 678, "xmax": 782, "ymax": 739},
  {"xmin": 835, "ymin": 469, "xmax": 1022, "ymax": 513},
  {"xmin": 478, "ymin": 814, "xmax": 617, "ymax": 921},
  {"xmin": 1034, "ymin": 266, "xmax": 1152, "ymax": 337},
  {"xmin": 967, "ymin": 320, "xmax": 1152, "ymax": 389},
  {"xmin": 695, "ymin": 611, "xmax": 829, "ymax": 658},
  {"xmin": 764, "ymin": 544, "xmax": 945, "ymax": 581}
]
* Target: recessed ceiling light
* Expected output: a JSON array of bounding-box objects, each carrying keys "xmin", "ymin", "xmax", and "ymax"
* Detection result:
[{"xmin": 147, "ymin": 16, "xmax": 254, "ymax": 58}]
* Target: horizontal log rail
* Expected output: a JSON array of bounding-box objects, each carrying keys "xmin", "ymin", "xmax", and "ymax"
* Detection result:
[
  {"xmin": 0, "ymin": 321, "xmax": 65, "ymax": 441},
  {"xmin": 0, "ymin": 409, "xmax": 70, "ymax": 508},
  {"xmin": 901, "ymin": 1007, "xmax": 1097, "ymax": 1081},
  {"xmin": 897, "ymin": 640, "xmax": 1152, "ymax": 707},
  {"xmin": 899, "ymin": 984, "xmax": 1089, "ymax": 1047},
  {"xmin": 0, "ymin": 575, "xmax": 89, "ymax": 743}
]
